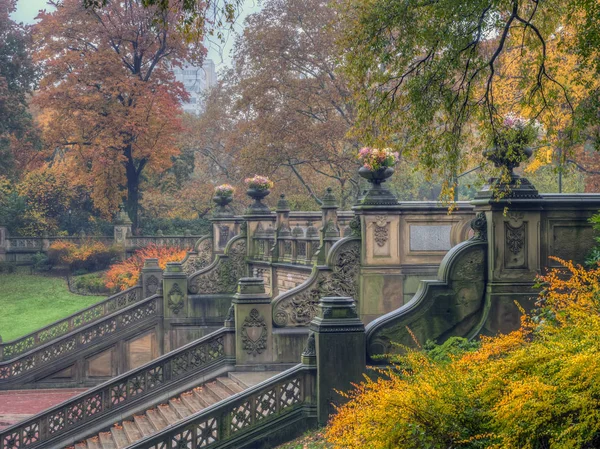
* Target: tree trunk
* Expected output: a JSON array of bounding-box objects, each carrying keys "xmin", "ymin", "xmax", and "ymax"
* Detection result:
[{"xmin": 125, "ymin": 161, "xmax": 141, "ymax": 232}]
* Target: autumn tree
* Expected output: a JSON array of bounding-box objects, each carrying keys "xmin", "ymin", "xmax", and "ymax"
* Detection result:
[
  {"xmin": 34, "ymin": 0, "xmax": 207, "ymax": 229},
  {"xmin": 0, "ymin": 0, "xmax": 42, "ymax": 179},
  {"xmin": 336, "ymin": 0, "xmax": 600, "ymax": 197}
]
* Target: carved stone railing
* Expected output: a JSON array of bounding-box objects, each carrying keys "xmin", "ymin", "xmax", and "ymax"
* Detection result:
[
  {"xmin": 272, "ymin": 238, "xmax": 360, "ymax": 327},
  {"xmin": 126, "ymin": 235, "xmax": 202, "ymax": 250},
  {"xmin": 365, "ymin": 214, "xmax": 488, "ymax": 362},
  {"xmin": 0, "ymin": 327, "xmax": 233, "ymax": 449},
  {"xmin": 0, "ymin": 294, "xmax": 157, "ymax": 384},
  {"xmin": 123, "ymin": 363, "xmax": 316, "ymax": 449},
  {"xmin": 181, "ymin": 236, "xmax": 214, "ymax": 276},
  {"xmin": 0, "ymin": 285, "xmax": 142, "ymax": 362},
  {"xmin": 188, "ymin": 237, "xmax": 247, "ymax": 295}
]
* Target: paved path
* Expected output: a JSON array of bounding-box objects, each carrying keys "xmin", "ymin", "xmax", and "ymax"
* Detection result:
[{"xmin": 0, "ymin": 388, "xmax": 87, "ymax": 430}]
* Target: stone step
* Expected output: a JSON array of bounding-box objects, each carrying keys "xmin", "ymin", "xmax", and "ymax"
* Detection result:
[
  {"xmin": 228, "ymin": 371, "xmax": 282, "ymax": 389},
  {"xmin": 63, "ymin": 372, "xmax": 276, "ymax": 449},
  {"xmin": 98, "ymin": 431, "xmax": 116, "ymax": 449},
  {"xmin": 110, "ymin": 426, "xmax": 129, "ymax": 448}
]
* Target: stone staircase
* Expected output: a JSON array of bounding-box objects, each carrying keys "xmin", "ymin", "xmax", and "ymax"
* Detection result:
[{"xmin": 66, "ymin": 371, "xmax": 279, "ymax": 449}]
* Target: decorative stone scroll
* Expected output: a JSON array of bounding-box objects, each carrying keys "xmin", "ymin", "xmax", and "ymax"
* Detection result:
[
  {"xmin": 168, "ymin": 283, "xmax": 185, "ymax": 314},
  {"xmin": 273, "ymin": 239, "xmax": 360, "ymax": 327},
  {"xmin": 188, "ymin": 238, "xmax": 247, "ymax": 295},
  {"xmin": 181, "ymin": 238, "xmax": 213, "ymax": 276}
]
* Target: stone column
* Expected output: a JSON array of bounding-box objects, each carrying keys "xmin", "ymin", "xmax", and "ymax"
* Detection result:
[
  {"xmin": 0, "ymin": 226, "xmax": 7, "ymax": 262},
  {"xmin": 113, "ymin": 204, "xmax": 132, "ymax": 259},
  {"xmin": 352, "ymin": 185, "xmax": 402, "ymax": 324},
  {"xmin": 233, "ymin": 277, "xmax": 273, "ymax": 366},
  {"xmin": 309, "ymin": 296, "xmax": 365, "ymax": 425},
  {"xmin": 472, "ymin": 176, "xmax": 543, "ymax": 335},
  {"xmin": 141, "ymin": 258, "xmax": 163, "ymax": 298}
]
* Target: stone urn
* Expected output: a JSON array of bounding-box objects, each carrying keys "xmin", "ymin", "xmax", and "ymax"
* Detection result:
[
  {"xmin": 357, "ymin": 166, "xmax": 397, "ymax": 206},
  {"xmin": 212, "ymin": 194, "xmax": 234, "ymax": 217},
  {"xmin": 483, "ymin": 145, "xmax": 533, "ymax": 174},
  {"xmin": 246, "ymin": 188, "xmax": 271, "ymax": 215},
  {"xmin": 476, "ymin": 145, "xmax": 539, "ymax": 200}
]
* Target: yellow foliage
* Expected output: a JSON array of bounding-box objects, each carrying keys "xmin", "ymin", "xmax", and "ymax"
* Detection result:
[{"xmin": 326, "ymin": 259, "xmax": 600, "ymax": 448}]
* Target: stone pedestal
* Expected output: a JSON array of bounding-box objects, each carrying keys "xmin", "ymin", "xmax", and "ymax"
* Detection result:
[
  {"xmin": 141, "ymin": 258, "xmax": 163, "ymax": 298},
  {"xmin": 473, "ymin": 176, "xmax": 543, "ymax": 335},
  {"xmin": 309, "ymin": 296, "xmax": 365, "ymax": 425},
  {"xmin": 113, "ymin": 205, "xmax": 132, "ymax": 251},
  {"xmin": 317, "ymin": 188, "xmax": 340, "ymax": 264},
  {"xmin": 212, "ymin": 217, "xmax": 239, "ymax": 254},
  {"xmin": 162, "ymin": 262, "xmax": 188, "ymax": 319},
  {"xmin": 233, "ymin": 278, "xmax": 273, "ymax": 366}
]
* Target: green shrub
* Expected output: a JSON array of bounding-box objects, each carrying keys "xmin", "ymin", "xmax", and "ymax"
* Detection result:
[
  {"xmin": 48, "ymin": 239, "xmax": 122, "ymax": 272},
  {"xmin": 73, "ymin": 273, "xmax": 110, "ymax": 294},
  {"xmin": 0, "ymin": 261, "xmax": 17, "ymax": 273},
  {"xmin": 31, "ymin": 252, "xmax": 52, "ymax": 272}
]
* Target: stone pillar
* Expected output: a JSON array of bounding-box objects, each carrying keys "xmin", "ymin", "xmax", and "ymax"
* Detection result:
[
  {"xmin": 309, "ymin": 296, "xmax": 365, "ymax": 425},
  {"xmin": 141, "ymin": 258, "xmax": 163, "ymax": 298},
  {"xmin": 162, "ymin": 262, "xmax": 188, "ymax": 319},
  {"xmin": 353, "ymin": 188, "xmax": 402, "ymax": 324},
  {"xmin": 472, "ymin": 176, "xmax": 543, "ymax": 335},
  {"xmin": 317, "ymin": 188, "xmax": 340, "ymax": 264},
  {"xmin": 0, "ymin": 226, "xmax": 7, "ymax": 262},
  {"xmin": 212, "ymin": 218, "xmax": 238, "ymax": 254},
  {"xmin": 113, "ymin": 204, "xmax": 133, "ymax": 250},
  {"xmin": 233, "ymin": 278, "xmax": 273, "ymax": 366}
]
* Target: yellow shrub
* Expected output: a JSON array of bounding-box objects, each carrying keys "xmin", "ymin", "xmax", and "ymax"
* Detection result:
[{"xmin": 326, "ymin": 259, "xmax": 600, "ymax": 449}]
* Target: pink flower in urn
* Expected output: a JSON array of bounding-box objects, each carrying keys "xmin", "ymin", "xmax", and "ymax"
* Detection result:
[{"xmin": 357, "ymin": 147, "xmax": 398, "ymax": 171}]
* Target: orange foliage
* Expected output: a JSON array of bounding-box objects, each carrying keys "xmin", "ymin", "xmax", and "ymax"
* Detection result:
[
  {"xmin": 105, "ymin": 244, "xmax": 188, "ymax": 291},
  {"xmin": 48, "ymin": 239, "xmax": 121, "ymax": 271}
]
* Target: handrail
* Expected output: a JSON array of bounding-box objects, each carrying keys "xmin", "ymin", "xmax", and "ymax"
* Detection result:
[
  {"xmin": 0, "ymin": 327, "xmax": 234, "ymax": 449},
  {"xmin": 0, "ymin": 285, "xmax": 142, "ymax": 361},
  {"xmin": 0, "ymin": 294, "xmax": 158, "ymax": 384},
  {"xmin": 188, "ymin": 236, "xmax": 247, "ymax": 295},
  {"xmin": 272, "ymin": 237, "xmax": 360, "ymax": 327},
  {"xmin": 124, "ymin": 363, "xmax": 316, "ymax": 449}
]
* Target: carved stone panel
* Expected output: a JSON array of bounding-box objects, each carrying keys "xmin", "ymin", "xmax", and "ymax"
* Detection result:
[
  {"xmin": 504, "ymin": 222, "xmax": 527, "ymax": 269},
  {"xmin": 188, "ymin": 239, "xmax": 246, "ymax": 294},
  {"xmin": 168, "ymin": 283, "xmax": 185, "ymax": 314},
  {"xmin": 409, "ymin": 225, "xmax": 453, "ymax": 251},
  {"xmin": 146, "ymin": 275, "xmax": 159, "ymax": 295},
  {"xmin": 372, "ymin": 216, "xmax": 390, "ymax": 256},
  {"xmin": 241, "ymin": 309, "xmax": 267, "ymax": 356}
]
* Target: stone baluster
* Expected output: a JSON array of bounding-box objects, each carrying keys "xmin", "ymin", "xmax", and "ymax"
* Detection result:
[
  {"xmin": 141, "ymin": 258, "xmax": 163, "ymax": 299},
  {"xmin": 309, "ymin": 296, "xmax": 365, "ymax": 425},
  {"xmin": 317, "ymin": 187, "xmax": 340, "ymax": 264},
  {"xmin": 233, "ymin": 278, "xmax": 273, "ymax": 366}
]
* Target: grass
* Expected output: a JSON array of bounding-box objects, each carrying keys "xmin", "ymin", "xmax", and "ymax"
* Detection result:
[
  {"xmin": 0, "ymin": 268, "xmax": 102, "ymax": 341},
  {"xmin": 276, "ymin": 429, "xmax": 332, "ymax": 449}
]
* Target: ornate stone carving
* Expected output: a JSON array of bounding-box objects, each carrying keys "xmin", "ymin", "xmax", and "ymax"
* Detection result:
[
  {"xmin": 470, "ymin": 212, "xmax": 487, "ymax": 241},
  {"xmin": 219, "ymin": 225, "xmax": 230, "ymax": 248},
  {"xmin": 508, "ymin": 211, "xmax": 524, "ymax": 223},
  {"xmin": 241, "ymin": 309, "xmax": 267, "ymax": 356},
  {"xmin": 373, "ymin": 216, "xmax": 389, "ymax": 247},
  {"xmin": 506, "ymin": 223, "xmax": 525, "ymax": 255},
  {"xmin": 225, "ymin": 305, "xmax": 235, "ymax": 323},
  {"xmin": 168, "ymin": 283, "xmax": 185, "ymax": 314},
  {"xmin": 273, "ymin": 240, "xmax": 360, "ymax": 327},
  {"xmin": 188, "ymin": 239, "xmax": 247, "ymax": 294},
  {"xmin": 348, "ymin": 215, "xmax": 361, "ymax": 238},
  {"xmin": 302, "ymin": 331, "xmax": 316, "ymax": 357},
  {"xmin": 146, "ymin": 275, "xmax": 159, "ymax": 295},
  {"xmin": 182, "ymin": 239, "xmax": 213, "ymax": 275}
]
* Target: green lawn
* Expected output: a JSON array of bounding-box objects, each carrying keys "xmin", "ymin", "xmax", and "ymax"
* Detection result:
[{"xmin": 0, "ymin": 269, "xmax": 101, "ymax": 341}]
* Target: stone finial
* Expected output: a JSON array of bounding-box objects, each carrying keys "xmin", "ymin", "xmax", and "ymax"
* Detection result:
[
  {"xmin": 156, "ymin": 229, "xmax": 164, "ymax": 236},
  {"xmin": 276, "ymin": 194, "xmax": 290, "ymax": 212},
  {"xmin": 321, "ymin": 187, "xmax": 338, "ymax": 209},
  {"xmin": 115, "ymin": 203, "xmax": 133, "ymax": 225},
  {"xmin": 292, "ymin": 225, "xmax": 304, "ymax": 238},
  {"xmin": 306, "ymin": 221, "xmax": 319, "ymax": 238}
]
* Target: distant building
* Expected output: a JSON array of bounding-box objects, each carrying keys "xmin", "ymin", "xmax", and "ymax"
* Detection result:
[{"xmin": 173, "ymin": 60, "xmax": 217, "ymax": 115}]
